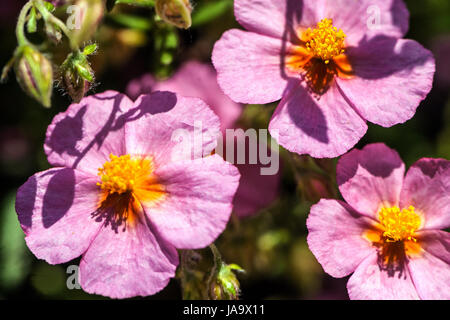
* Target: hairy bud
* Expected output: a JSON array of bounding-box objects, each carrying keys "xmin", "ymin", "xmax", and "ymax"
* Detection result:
[
  {"xmin": 60, "ymin": 45, "xmax": 96, "ymax": 102},
  {"xmin": 209, "ymin": 263, "xmax": 244, "ymax": 300},
  {"xmin": 14, "ymin": 46, "xmax": 53, "ymax": 107}
]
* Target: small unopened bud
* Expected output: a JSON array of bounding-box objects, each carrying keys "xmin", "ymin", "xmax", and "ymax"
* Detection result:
[
  {"xmin": 60, "ymin": 46, "xmax": 95, "ymax": 102},
  {"xmin": 209, "ymin": 263, "xmax": 244, "ymax": 300},
  {"xmin": 155, "ymin": 0, "xmax": 192, "ymax": 29},
  {"xmin": 14, "ymin": 46, "xmax": 53, "ymax": 107}
]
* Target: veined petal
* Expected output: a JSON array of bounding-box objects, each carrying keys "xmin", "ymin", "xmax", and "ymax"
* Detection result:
[
  {"xmin": 337, "ymin": 37, "xmax": 435, "ymax": 127},
  {"xmin": 269, "ymin": 82, "xmax": 367, "ymax": 158},
  {"xmin": 44, "ymin": 91, "xmax": 134, "ymax": 175},
  {"xmin": 79, "ymin": 216, "xmax": 178, "ymax": 299},
  {"xmin": 307, "ymin": 199, "xmax": 376, "ymax": 278},
  {"xmin": 347, "ymin": 253, "xmax": 419, "ymax": 300},
  {"xmin": 151, "ymin": 62, "xmax": 242, "ymax": 133},
  {"xmin": 337, "ymin": 143, "xmax": 405, "ymax": 218},
  {"xmin": 15, "ymin": 168, "xmax": 102, "ymax": 264},
  {"xmin": 142, "ymin": 155, "xmax": 240, "ymax": 249},
  {"xmin": 234, "ymin": 0, "xmax": 323, "ymax": 39},
  {"xmin": 212, "ymin": 29, "xmax": 289, "ymax": 104},
  {"xmin": 324, "ymin": 0, "xmax": 409, "ymax": 46},
  {"xmin": 125, "ymin": 92, "xmax": 221, "ymax": 164},
  {"xmin": 400, "ymin": 158, "xmax": 450, "ymax": 230},
  {"xmin": 407, "ymin": 235, "xmax": 450, "ymax": 300}
]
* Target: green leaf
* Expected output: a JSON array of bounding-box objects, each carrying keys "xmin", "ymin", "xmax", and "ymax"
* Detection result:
[
  {"xmin": 108, "ymin": 13, "xmax": 153, "ymax": 30},
  {"xmin": 192, "ymin": 0, "xmax": 232, "ymax": 27},
  {"xmin": 75, "ymin": 64, "xmax": 93, "ymax": 82},
  {"xmin": 27, "ymin": 7, "xmax": 37, "ymax": 33},
  {"xmin": 228, "ymin": 263, "xmax": 245, "ymax": 272},
  {"xmin": 43, "ymin": 1, "xmax": 55, "ymax": 12},
  {"xmin": 83, "ymin": 44, "xmax": 97, "ymax": 56}
]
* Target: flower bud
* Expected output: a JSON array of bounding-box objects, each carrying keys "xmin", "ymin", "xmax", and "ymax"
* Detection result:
[
  {"xmin": 209, "ymin": 263, "xmax": 243, "ymax": 300},
  {"xmin": 60, "ymin": 47, "xmax": 95, "ymax": 102},
  {"xmin": 69, "ymin": 0, "xmax": 105, "ymax": 47},
  {"xmin": 14, "ymin": 46, "xmax": 53, "ymax": 107},
  {"xmin": 155, "ymin": 0, "xmax": 192, "ymax": 29}
]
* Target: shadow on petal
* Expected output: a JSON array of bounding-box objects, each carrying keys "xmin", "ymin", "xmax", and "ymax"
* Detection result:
[
  {"xmin": 42, "ymin": 168, "xmax": 75, "ymax": 228},
  {"xmin": 286, "ymin": 86, "xmax": 329, "ymax": 144}
]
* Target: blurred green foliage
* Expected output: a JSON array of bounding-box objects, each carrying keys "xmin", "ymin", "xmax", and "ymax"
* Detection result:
[{"xmin": 0, "ymin": 193, "xmax": 31, "ymax": 293}]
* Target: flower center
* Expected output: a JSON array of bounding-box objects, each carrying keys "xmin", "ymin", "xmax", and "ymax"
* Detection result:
[
  {"xmin": 304, "ymin": 18, "xmax": 346, "ymax": 64},
  {"xmin": 378, "ymin": 206, "xmax": 421, "ymax": 242},
  {"xmin": 97, "ymin": 154, "xmax": 152, "ymax": 195}
]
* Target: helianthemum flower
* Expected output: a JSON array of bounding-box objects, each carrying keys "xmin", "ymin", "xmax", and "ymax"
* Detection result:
[
  {"xmin": 212, "ymin": 0, "xmax": 435, "ymax": 157},
  {"xmin": 126, "ymin": 61, "xmax": 280, "ymax": 218},
  {"xmin": 15, "ymin": 90, "xmax": 240, "ymax": 298},
  {"xmin": 307, "ymin": 143, "xmax": 450, "ymax": 299}
]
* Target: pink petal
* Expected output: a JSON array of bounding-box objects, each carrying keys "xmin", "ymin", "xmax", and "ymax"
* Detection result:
[
  {"xmin": 219, "ymin": 129, "xmax": 280, "ymax": 218},
  {"xmin": 15, "ymin": 168, "xmax": 102, "ymax": 264},
  {"xmin": 347, "ymin": 253, "xmax": 419, "ymax": 300},
  {"xmin": 44, "ymin": 91, "xmax": 134, "ymax": 175},
  {"xmin": 234, "ymin": 0, "xmax": 321, "ymax": 39},
  {"xmin": 407, "ymin": 231, "xmax": 450, "ymax": 300},
  {"xmin": 337, "ymin": 143, "xmax": 405, "ymax": 219},
  {"xmin": 126, "ymin": 92, "xmax": 221, "ymax": 164},
  {"xmin": 410, "ymin": 230, "xmax": 450, "ymax": 299},
  {"xmin": 212, "ymin": 29, "xmax": 289, "ymax": 104},
  {"xmin": 307, "ymin": 199, "xmax": 376, "ymax": 278},
  {"xmin": 268, "ymin": 82, "xmax": 367, "ymax": 158},
  {"xmin": 325, "ymin": 0, "xmax": 409, "ymax": 46},
  {"xmin": 337, "ymin": 38, "xmax": 435, "ymax": 127},
  {"xmin": 144, "ymin": 155, "xmax": 240, "ymax": 249},
  {"xmin": 151, "ymin": 62, "xmax": 243, "ymax": 132},
  {"xmin": 232, "ymin": 161, "xmax": 280, "ymax": 218},
  {"xmin": 79, "ymin": 218, "xmax": 178, "ymax": 299},
  {"xmin": 126, "ymin": 74, "xmax": 156, "ymax": 100},
  {"xmin": 416, "ymin": 230, "xmax": 450, "ymax": 264},
  {"xmin": 126, "ymin": 62, "xmax": 243, "ymax": 133},
  {"xmin": 400, "ymin": 158, "xmax": 450, "ymax": 229}
]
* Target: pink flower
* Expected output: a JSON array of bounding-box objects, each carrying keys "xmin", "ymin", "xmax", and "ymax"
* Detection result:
[
  {"xmin": 307, "ymin": 143, "xmax": 450, "ymax": 299},
  {"xmin": 15, "ymin": 90, "xmax": 240, "ymax": 298},
  {"xmin": 126, "ymin": 61, "xmax": 280, "ymax": 218},
  {"xmin": 212, "ymin": 0, "xmax": 435, "ymax": 158},
  {"xmin": 127, "ymin": 61, "xmax": 242, "ymax": 133}
]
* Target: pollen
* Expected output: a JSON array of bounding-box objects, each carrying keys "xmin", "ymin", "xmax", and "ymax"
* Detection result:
[
  {"xmin": 379, "ymin": 206, "xmax": 421, "ymax": 242},
  {"xmin": 97, "ymin": 154, "xmax": 151, "ymax": 195},
  {"xmin": 304, "ymin": 18, "xmax": 346, "ymax": 64}
]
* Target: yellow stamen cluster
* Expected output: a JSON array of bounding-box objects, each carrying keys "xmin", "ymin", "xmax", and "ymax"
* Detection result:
[
  {"xmin": 304, "ymin": 18, "xmax": 346, "ymax": 64},
  {"xmin": 97, "ymin": 154, "xmax": 145, "ymax": 195},
  {"xmin": 379, "ymin": 206, "xmax": 421, "ymax": 242}
]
